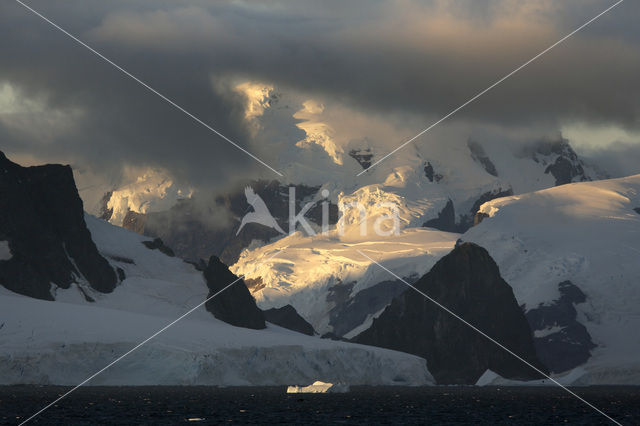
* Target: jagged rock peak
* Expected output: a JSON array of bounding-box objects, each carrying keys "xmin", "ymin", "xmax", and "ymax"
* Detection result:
[
  {"xmin": 0, "ymin": 151, "xmax": 117, "ymax": 300},
  {"xmin": 423, "ymin": 161, "xmax": 443, "ymax": 183},
  {"xmin": 354, "ymin": 242, "xmax": 546, "ymax": 384},
  {"xmin": 468, "ymin": 140, "xmax": 498, "ymax": 177},
  {"xmin": 520, "ymin": 137, "xmax": 592, "ymax": 185},
  {"xmin": 203, "ymin": 256, "xmax": 266, "ymax": 330},
  {"xmin": 263, "ymin": 305, "xmax": 315, "ymax": 336},
  {"xmin": 525, "ymin": 280, "xmax": 596, "ymax": 374},
  {"xmin": 142, "ymin": 238, "xmax": 175, "ymax": 257},
  {"xmin": 423, "ymin": 199, "xmax": 456, "ymax": 232},
  {"xmin": 348, "ymin": 148, "xmax": 373, "ymax": 170}
]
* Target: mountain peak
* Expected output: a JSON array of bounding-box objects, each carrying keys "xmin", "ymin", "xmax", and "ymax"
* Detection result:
[
  {"xmin": 0, "ymin": 151, "xmax": 117, "ymax": 300},
  {"xmin": 354, "ymin": 242, "xmax": 546, "ymax": 384}
]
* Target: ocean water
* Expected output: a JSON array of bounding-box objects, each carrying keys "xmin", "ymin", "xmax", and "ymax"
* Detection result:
[{"xmin": 1, "ymin": 386, "xmax": 639, "ymax": 425}]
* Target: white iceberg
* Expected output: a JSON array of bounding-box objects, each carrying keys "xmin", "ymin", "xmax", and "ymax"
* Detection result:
[{"xmin": 286, "ymin": 381, "xmax": 349, "ymax": 393}]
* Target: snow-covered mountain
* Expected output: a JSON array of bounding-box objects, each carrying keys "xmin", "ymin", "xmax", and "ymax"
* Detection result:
[
  {"xmin": 94, "ymin": 80, "xmax": 602, "ymax": 265},
  {"xmin": 463, "ymin": 175, "xmax": 640, "ymax": 385},
  {"xmin": 0, "ymin": 215, "xmax": 431, "ymax": 386},
  {"xmin": 353, "ymin": 242, "xmax": 547, "ymax": 385},
  {"xmin": 228, "ymin": 136, "xmax": 602, "ymax": 337},
  {"xmin": 234, "ymin": 171, "xmax": 640, "ymax": 384},
  {"xmin": 3, "ymin": 147, "xmax": 639, "ymax": 386},
  {"xmin": 0, "ymin": 152, "xmax": 432, "ymax": 386},
  {"xmin": 95, "ymin": 130, "xmax": 604, "ymax": 338},
  {"xmin": 6, "ymin": 79, "xmax": 636, "ymax": 387}
]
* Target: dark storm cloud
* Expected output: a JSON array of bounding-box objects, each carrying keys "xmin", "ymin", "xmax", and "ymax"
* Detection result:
[
  {"xmin": 1, "ymin": 0, "xmax": 639, "ymax": 188},
  {"xmin": 85, "ymin": 0, "xmax": 640, "ymax": 129},
  {"xmin": 0, "ymin": 0, "xmax": 266, "ymax": 188},
  {"xmin": 581, "ymin": 142, "xmax": 640, "ymax": 178}
]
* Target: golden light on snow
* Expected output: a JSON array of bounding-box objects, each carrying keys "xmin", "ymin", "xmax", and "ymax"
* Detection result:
[
  {"xmin": 234, "ymin": 81, "xmax": 275, "ymax": 122},
  {"xmin": 294, "ymin": 99, "xmax": 345, "ymax": 166}
]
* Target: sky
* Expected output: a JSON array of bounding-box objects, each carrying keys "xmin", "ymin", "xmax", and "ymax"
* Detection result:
[{"xmin": 1, "ymin": 0, "xmax": 639, "ymax": 203}]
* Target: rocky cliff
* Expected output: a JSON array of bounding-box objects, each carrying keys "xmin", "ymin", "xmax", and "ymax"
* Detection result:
[
  {"xmin": 203, "ymin": 256, "xmax": 266, "ymax": 330},
  {"xmin": 0, "ymin": 152, "xmax": 117, "ymax": 300},
  {"xmin": 263, "ymin": 305, "xmax": 315, "ymax": 336},
  {"xmin": 354, "ymin": 243, "xmax": 546, "ymax": 384}
]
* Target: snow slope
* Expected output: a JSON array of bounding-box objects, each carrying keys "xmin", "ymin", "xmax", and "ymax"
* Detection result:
[
  {"xmin": 0, "ymin": 215, "xmax": 433, "ymax": 386},
  {"xmin": 102, "ymin": 169, "xmax": 193, "ymax": 226},
  {"xmin": 230, "ymin": 135, "xmax": 599, "ymax": 337},
  {"xmin": 232, "ymin": 227, "xmax": 458, "ymax": 334},
  {"xmin": 464, "ymin": 175, "xmax": 640, "ymax": 385}
]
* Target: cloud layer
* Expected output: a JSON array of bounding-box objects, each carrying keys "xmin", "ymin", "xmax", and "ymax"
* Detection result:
[{"xmin": 1, "ymin": 0, "xmax": 638, "ymax": 193}]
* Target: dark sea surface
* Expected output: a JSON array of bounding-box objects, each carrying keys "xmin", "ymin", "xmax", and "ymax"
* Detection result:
[{"xmin": 1, "ymin": 386, "xmax": 638, "ymax": 425}]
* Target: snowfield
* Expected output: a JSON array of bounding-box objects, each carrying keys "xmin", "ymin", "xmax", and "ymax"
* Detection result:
[
  {"xmin": 232, "ymin": 173, "xmax": 640, "ymax": 384},
  {"xmin": 0, "ymin": 215, "xmax": 433, "ymax": 386},
  {"xmin": 227, "ymin": 119, "xmax": 601, "ymax": 337},
  {"xmin": 465, "ymin": 175, "xmax": 640, "ymax": 385},
  {"xmin": 232, "ymin": 227, "xmax": 458, "ymax": 335},
  {"xmin": 0, "ymin": 291, "xmax": 432, "ymax": 386}
]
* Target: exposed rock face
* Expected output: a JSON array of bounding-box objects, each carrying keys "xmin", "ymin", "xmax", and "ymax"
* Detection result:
[
  {"xmin": 423, "ymin": 189, "xmax": 513, "ymax": 234},
  {"xmin": 634, "ymin": 207, "xmax": 640, "ymax": 215},
  {"xmin": 423, "ymin": 162, "xmax": 443, "ymax": 183},
  {"xmin": 423, "ymin": 199, "xmax": 457, "ymax": 233},
  {"xmin": 203, "ymin": 256, "xmax": 265, "ymax": 330},
  {"xmin": 468, "ymin": 140, "xmax": 498, "ymax": 177},
  {"xmin": 141, "ymin": 238, "xmax": 175, "ymax": 257},
  {"xmin": 263, "ymin": 305, "xmax": 315, "ymax": 336},
  {"xmin": 112, "ymin": 180, "xmax": 338, "ymax": 265},
  {"xmin": 348, "ymin": 148, "xmax": 374, "ymax": 170},
  {"xmin": 353, "ymin": 243, "xmax": 546, "ymax": 384},
  {"xmin": 545, "ymin": 157, "xmax": 586, "ymax": 186},
  {"xmin": 522, "ymin": 138, "xmax": 591, "ymax": 186},
  {"xmin": 457, "ymin": 188, "xmax": 513, "ymax": 232},
  {"xmin": 0, "ymin": 152, "xmax": 117, "ymax": 300},
  {"xmin": 474, "ymin": 212, "xmax": 490, "ymax": 226},
  {"xmin": 525, "ymin": 281, "xmax": 596, "ymax": 374},
  {"xmin": 122, "ymin": 209, "xmax": 146, "ymax": 234},
  {"xmin": 327, "ymin": 279, "xmax": 409, "ymax": 337}
]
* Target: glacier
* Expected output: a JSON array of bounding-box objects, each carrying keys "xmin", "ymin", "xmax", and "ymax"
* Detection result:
[{"xmin": 0, "ymin": 215, "xmax": 433, "ymax": 386}]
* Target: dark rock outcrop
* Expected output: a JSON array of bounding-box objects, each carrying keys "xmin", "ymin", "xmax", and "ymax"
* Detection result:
[
  {"xmin": 122, "ymin": 209, "xmax": 146, "ymax": 234},
  {"xmin": 354, "ymin": 243, "xmax": 546, "ymax": 384},
  {"xmin": 525, "ymin": 281, "xmax": 596, "ymax": 374},
  {"xmin": 474, "ymin": 212, "xmax": 490, "ymax": 226},
  {"xmin": 424, "ymin": 189, "xmax": 512, "ymax": 234},
  {"xmin": 263, "ymin": 305, "xmax": 315, "ymax": 336},
  {"xmin": 349, "ymin": 148, "xmax": 374, "ymax": 170},
  {"xmin": 457, "ymin": 188, "xmax": 513, "ymax": 231},
  {"xmin": 142, "ymin": 238, "xmax": 175, "ymax": 257},
  {"xmin": 0, "ymin": 152, "xmax": 117, "ymax": 300},
  {"xmin": 634, "ymin": 207, "xmax": 640, "ymax": 215},
  {"xmin": 423, "ymin": 200, "xmax": 457, "ymax": 233},
  {"xmin": 327, "ymin": 279, "xmax": 409, "ymax": 338},
  {"xmin": 203, "ymin": 256, "xmax": 265, "ymax": 330},
  {"xmin": 424, "ymin": 162, "xmax": 443, "ymax": 183},
  {"xmin": 521, "ymin": 138, "xmax": 591, "ymax": 186},
  {"xmin": 545, "ymin": 157, "xmax": 586, "ymax": 186},
  {"xmin": 468, "ymin": 140, "xmax": 498, "ymax": 177}
]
